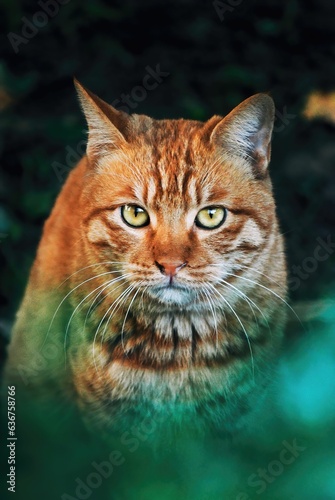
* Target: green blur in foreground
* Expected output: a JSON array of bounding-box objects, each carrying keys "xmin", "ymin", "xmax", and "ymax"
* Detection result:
[{"xmin": 1, "ymin": 297, "xmax": 334, "ymax": 500}]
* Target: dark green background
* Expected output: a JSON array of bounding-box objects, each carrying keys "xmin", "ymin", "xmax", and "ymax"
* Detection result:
[{"xmin": 1, "ymin": 1, "xmax": 335, "ymax": 499}]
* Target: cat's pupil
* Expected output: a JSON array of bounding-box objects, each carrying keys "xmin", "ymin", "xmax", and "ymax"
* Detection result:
[
  {"xmin": 195, "ymin": 206, "xmax": 226, "ymax": 229},
  {"xmin": 121, "ymin": 204, "xmax": 150, "ymax": 228}
]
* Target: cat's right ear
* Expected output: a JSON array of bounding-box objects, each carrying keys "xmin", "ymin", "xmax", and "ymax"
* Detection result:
[
  {"xmin": 209, "ymin": 94, "xmax": 275, "ymax": 178},
  {"xmin": 74, "ymin": 78, "xmax": 129, "ymax": 161}
]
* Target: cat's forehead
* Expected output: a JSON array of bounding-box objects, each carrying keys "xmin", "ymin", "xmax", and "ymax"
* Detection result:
[
  {"xmin": 133, "ymin": 116, "xmax": 205, "ymax": 157},
  {"xmin": 96, "ymin": 115, "xmax": 253, "ymax": 210},
  {"xmin": 128, "ymin": 117, "xmax": 218, "ymax": 207}
]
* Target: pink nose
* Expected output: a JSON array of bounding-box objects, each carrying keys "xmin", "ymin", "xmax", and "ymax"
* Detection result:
[{"xmin": 155, "ymin": 261, "xmax": 187, "ymax": 277}]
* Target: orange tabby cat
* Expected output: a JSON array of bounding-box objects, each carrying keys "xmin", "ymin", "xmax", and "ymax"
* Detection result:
[{"xmin": 5, "ymin": 80, "xmax": 287, "ymax": 435}]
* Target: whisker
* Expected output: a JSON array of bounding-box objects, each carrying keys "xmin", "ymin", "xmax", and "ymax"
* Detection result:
[
  {"xmin": 101, "ymin": 284, "xmax": 137, "ymax": 345},
  {"xmin": 92, "ymin": 284, "xmax": 135, "ymax": 373},
  {"xmin": 139, "ymin": 284, "xmax": 149, "ymax": 310},
  {"xmin": 215, "ymin": 280, "xmax": 261, "ymax": 335},
  {"xmin": 96, "ymin": 284, "xmax": 138, "ymax": 370},
  {"xmin": 63, "ymin": 274, "xmax": 131, "ymax": 362},
  {"xmin": 200, "ymin": 286, "xmax": 219, "ymax": 350},
  {"xmin": 43, "ymin": 270, "xmax": 124, "ymax": 349},
  {"xmin": 210, "ymin": 274, "xmax": 270, "ymax": 331},
  {"xmin": 206, "ymin": 282, "xmax": 255, "ymax": 380},
  {"xmin": 83, "ymin": 273, "xmax": 133, "ymax": 329},
  {"xmin": 225, "ymin": 272, "xmax": 305, "ymax": 329},
  {"xmin": 208, "ymin": 263, "xmax": 286, "ymax": 292},
  {"xmin": 120, "ymin": 282, "xmax": 144, "ymax": 356},
  {"xmin": 58, "ymin": 261, "xmax": 125, "ymax": 288},
  {"xmin": 230, "ymin": 263, "xmax": 287, "ymax": 292}
]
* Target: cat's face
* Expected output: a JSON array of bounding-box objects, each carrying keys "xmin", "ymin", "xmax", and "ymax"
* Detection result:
[{"xmin": 75, "ymin": 81, "xmax": 278, "ymax": 313}]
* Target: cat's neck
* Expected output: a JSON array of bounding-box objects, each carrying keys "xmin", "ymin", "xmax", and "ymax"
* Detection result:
[{"xmin": 133, "ymin": 309, "xmax": 222, "ymax": 342}]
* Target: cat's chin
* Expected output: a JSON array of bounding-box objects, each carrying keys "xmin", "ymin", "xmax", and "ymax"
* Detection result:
[{"xmin": 147, "ymin": 284, "xmax": 195, "ymax": 306}]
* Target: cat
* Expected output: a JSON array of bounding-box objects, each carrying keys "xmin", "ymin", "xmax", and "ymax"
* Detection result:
[{"xmin": 5, "ymin": 80, "xmax": 287, "ymax": 437}]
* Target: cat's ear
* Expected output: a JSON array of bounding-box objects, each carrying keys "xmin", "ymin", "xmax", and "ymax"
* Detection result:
[
  {"xmin": 74, "ymin": 78, "xmax": 128, "ymax": 160},
  {"xmin": 210, "ymin": 94, "xmax": 275, "ymax": 177}
]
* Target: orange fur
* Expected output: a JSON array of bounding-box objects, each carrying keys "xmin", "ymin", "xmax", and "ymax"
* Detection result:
[{"xmin": 5, "ymin": 81, "xmax": 287, "ymax": 435}]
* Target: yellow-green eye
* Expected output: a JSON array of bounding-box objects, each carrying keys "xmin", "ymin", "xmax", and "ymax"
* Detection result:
[
  {"xmin": 195, "ymin": 206, "xmax": 227, "ymax": 229},
  {"xmin": 121, "ymin": 204, "xmax": 150, "ymax": 228}
]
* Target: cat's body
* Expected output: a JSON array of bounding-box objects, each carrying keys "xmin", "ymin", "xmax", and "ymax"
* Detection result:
[{"xmin": 5, "ymin": 82, "xmax": 287, "ymax": 436}]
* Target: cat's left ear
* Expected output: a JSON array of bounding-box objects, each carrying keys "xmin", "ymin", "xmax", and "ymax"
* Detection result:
[
  {"xmin": 74, "ymin": 78, "xmax": 129, "ymax": 161},
  {"xmin": 210, "ymin": 94, "xmax": 275, "ymax": 177}
]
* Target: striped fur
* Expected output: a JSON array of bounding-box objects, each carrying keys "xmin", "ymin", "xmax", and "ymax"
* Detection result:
[{"xmin": 5, "ymin": 82, "xmax": 287, "ymax": 436}]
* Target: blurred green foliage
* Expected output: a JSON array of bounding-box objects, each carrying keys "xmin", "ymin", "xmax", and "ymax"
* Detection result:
[{"xmin": 0, "ymin": 0, "xmax": 335, "ymax": 499}]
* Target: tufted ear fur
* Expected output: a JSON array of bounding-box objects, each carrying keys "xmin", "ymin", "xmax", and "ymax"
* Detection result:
[
  {"xmin": 210, "ymin": 93, "xmax": 275, "ymax": 177},
  {"xmin": 74, "ymin": 78, "xmax": 129, "ymax": 161}
]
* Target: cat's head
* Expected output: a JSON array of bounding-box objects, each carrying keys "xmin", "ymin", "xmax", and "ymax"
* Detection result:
[{"xmin": 74, "ymin": 79, "xmax": 278, "ymax": 312}]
